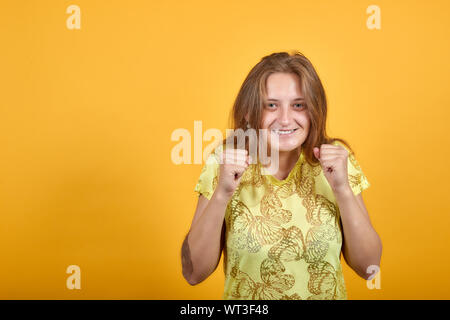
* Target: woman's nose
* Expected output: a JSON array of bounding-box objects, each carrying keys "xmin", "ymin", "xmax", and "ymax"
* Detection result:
[{"xmin": 279, "ymin": 106, "xmax": 291, "ymax": 125}]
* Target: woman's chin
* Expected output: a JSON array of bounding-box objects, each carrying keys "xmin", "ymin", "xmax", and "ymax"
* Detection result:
[
  {"xmin": 267, "ymin": 143, "xmax": 301, "ymax": 153},
  {"xmin": 267, "ymin": 132, "xmax": 303, "ymax": 153}
]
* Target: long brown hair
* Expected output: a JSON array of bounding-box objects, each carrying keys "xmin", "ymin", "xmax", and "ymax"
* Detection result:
[{"xmin": 221, "ymin": 50, "xmax": 355, "ymax": 167}]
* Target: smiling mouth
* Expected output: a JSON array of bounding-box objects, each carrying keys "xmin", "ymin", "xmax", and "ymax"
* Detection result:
[{"xmin": 271, "ymin": 128, "xmax": 299, "ymax": 135}]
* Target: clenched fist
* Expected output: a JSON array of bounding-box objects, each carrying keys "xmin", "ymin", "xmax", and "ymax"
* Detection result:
[
  {"xmin": 216, "ymin": 148, "xmax": 251, "ymax": 200},
  {"xmin": 313, "ymin": 144, "xmax": 350, "ymax": 194}
]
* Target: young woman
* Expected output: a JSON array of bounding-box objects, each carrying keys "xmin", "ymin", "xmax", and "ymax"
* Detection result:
[{"xmin": 181, "ymin": 51, "xmax": 382, "ymax": 300}]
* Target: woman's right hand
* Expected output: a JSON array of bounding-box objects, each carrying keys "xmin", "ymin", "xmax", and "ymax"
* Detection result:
[{"xmin": 216, "ymin": 148, "xmax": 251, "ymax": 199}]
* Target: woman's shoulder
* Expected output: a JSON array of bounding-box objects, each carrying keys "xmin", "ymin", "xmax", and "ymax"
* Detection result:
[
  {"xmin": 331, "ymin": 139, "xmax": 345, "ymax": 148},
  {"xmin": 205, "ymin": 143, "xmax": 225, "ymax": 165},
  {"xmin": 330, "ymin": 140, "xmax": 353, "ymax": 154}
]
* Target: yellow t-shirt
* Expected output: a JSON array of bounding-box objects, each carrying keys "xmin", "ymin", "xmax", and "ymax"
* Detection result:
[{"xmin": 193, "ymin": 141, "xmax": 370, "ymax": 300}]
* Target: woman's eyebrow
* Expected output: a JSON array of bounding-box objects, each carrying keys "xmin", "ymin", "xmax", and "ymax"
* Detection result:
[{"xmin": 266, "ymin": 97, "xmax": 305, "ymax": 101}]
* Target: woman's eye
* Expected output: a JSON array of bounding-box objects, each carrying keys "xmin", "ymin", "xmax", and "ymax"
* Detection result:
[{"xmin": 266, "ymin": 103, "xmax": 304, "ymax": 109}]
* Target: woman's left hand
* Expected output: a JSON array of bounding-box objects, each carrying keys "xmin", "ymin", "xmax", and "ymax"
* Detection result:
[{"xmin": 313, "ymin": 144, "xmax": 350, "ymax": 194}]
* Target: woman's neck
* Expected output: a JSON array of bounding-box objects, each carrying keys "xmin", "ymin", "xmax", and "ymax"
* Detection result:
[{"xmin": 263, "ymin": 147, "xmax": 301, "ymax": 180}]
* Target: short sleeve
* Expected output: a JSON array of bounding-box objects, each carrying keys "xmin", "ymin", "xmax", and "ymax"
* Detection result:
[
  {"xmin": 347, "ymin": 152, "xmax": 370, "ymax": 196},
  {"xmin": 193, "ymin": 146, "xmax": 221, "ymax": 200}
]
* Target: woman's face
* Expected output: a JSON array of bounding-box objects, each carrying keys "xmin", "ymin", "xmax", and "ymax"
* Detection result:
[{"xmin": 260, "ymin": 72, "xmax": 310, "ymax": 154}]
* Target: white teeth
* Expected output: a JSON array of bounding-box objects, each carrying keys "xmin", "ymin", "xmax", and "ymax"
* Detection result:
[{"xmin": 272, "ymin": 129, "xmax": 296, "ymax": 135}]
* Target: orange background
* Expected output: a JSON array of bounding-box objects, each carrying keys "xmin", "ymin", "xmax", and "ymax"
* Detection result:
[{"xmin": 1, "ymin": 0, "xmax": 449, "ymax": 299}]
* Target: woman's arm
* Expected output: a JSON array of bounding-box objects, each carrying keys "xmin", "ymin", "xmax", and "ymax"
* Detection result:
[
  {"xmin": 181, "ymin": 191, "xmax": 230, "ymax": 285},
  {"xmin": 182, "ymin": 148, "xmax": 249, "ymax": 285},
  {"xmin": 335, "ymin": 188, "xmax": 382, "ymax": 280}
]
